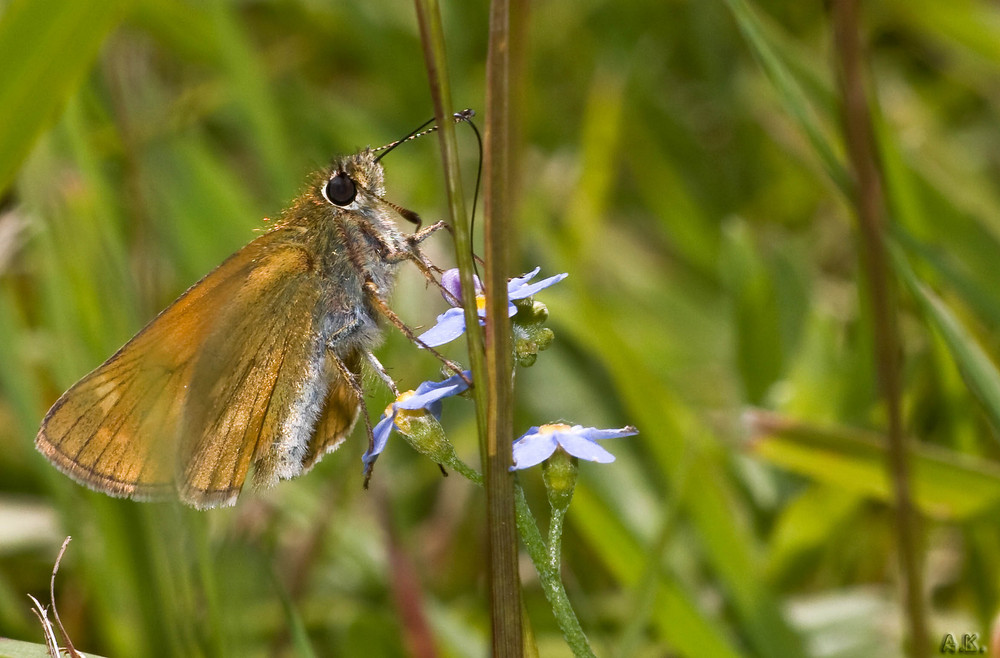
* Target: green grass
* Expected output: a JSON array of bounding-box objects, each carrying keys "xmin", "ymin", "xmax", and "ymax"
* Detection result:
[{"xmin": 2, "ymin": 0, "xmax": 1000, "ymax": 656}]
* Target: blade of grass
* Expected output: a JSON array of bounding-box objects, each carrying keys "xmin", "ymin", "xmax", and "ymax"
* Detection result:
[
  {"xmin": 569, "ymin": 484, "xmax": 746, "ymax": 658},
  {"xmin": 0, "ymin": 637, "xmax": 108, "ymax": 658},
  {"xmin": 0, "ymin": 0, "xmax": 126, "ymax": 196},
  {"xmin": 747, "ymin": 410, "xmax": 1000, "ymax": 520},
  {"xmin": 545, "ymin": 62, "xmax": 806, "ymax": 656},
  {"xmin": 206, "ymin": 0, "xmax": 297, "ymax": 198},
  {"xmin": 553, "ymin": 299, "xmax": 807, "ymax": 656},
  {"xmin": 891, "ymin": 243, "xmax": 1000, "ymax": 437},
  {"xmin": 832, "ymin": 2, "xmax": 927, "ymax": 654},
  {"xmin": 723, "ymin": 0, "xmax": 849, "ymax": 194},
  {"xmin": 269, "ymin": 567, "xmax": 318, "ymax": 658}
]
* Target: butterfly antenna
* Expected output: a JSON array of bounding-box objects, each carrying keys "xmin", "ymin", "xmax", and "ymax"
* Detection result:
[
  {"xmin": 374, "ymin": 111, "xmax": 482, "ymax": 273},
  {"xmin": 373, "ymin": 118, "xmax": 435, "ymax": 163},
  {"xmin": 373, "ymin": 109, "xmax": 476, "ymax": 163}
]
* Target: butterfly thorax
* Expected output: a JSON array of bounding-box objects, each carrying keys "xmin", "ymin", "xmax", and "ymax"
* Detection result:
[{"xmin": 271, "ymin": 151, "xmax": 407, "ymax": 357}]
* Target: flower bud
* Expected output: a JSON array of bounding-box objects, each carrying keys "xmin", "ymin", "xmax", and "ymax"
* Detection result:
[
  {"xmin": 513, "ymin": 300, "xmax": 556, "ymax": 367},
  {"xmin": 393, "ymin": 404, "xmax": 459, "ymax": 466},
  {"xmin": 542, "ymin": 447, "xmax": 578, "ymax": 511}
]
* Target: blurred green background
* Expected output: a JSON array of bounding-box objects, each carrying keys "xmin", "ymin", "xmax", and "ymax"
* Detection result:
[{"xmin": 2, "ymin": 0, "xmax": 1000, "ymax": 656}]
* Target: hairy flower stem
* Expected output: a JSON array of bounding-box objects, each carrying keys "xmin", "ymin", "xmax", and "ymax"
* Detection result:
[
  {"xmin": 514, "ymin": 485, "xmax": 596, "ymax": 658},
  {"xmin": 547, "ymin": 505, "xmax": 567, "ymax": 574}
]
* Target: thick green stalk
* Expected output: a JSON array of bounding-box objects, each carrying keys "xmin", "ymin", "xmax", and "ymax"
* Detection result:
[
  {"xmin": 408, "ymin": 0, "xmax": 486, "ymax": 444},
  {"xmin": 481, "ymin": 0, "xmax": 524, "ymax": 654},
  {"xmin": 413, "ymin": 0, "xmax": 522, "ymax": 654},
  {"xmin": 410, "ymin": 1, "xmax": 486, "ymax": 451}
]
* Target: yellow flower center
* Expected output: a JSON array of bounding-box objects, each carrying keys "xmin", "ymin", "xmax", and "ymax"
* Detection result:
[
  {"xmin": 385, "ymin": 390, "xmax": 416, "ymax": 417},
  {"xmin": 475, "ymin": 294, "xmax": 487, "ymax": 313},
  {"xmin": 538, "ymin": 423, "xmax": 572, "ymax": 434},
  {"xmin": 391, "ymin": 390, "xmax": 431, "ymax": 427}
]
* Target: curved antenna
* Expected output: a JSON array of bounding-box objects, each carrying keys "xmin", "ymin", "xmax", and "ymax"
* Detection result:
[
  {"xmin": 373, "ymin": 117, "xmax": 435, "ymax": 163},
  {"xmin": 374, "ymin": 109, "xmax": 476, "ymax": 163},
  {"xmin": 372, "ymin": 110, "xmax": 482, "ymax": 249}
]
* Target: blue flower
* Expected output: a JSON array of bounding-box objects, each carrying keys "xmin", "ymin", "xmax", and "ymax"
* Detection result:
[
  {"xmin": 510, "ymin": 423, "xmax": 638, "ymax": 470},
  {"xmin": 418, "ymin": 267, "xmax": 568, "ymax": 347},
  {"xmin": 362, "ymin": 371, "xmax": 471, "ymax": 472}
]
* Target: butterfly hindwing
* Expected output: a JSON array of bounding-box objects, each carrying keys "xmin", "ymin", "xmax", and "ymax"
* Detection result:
[{"xmin": 301, "ymin": 351, "xmax": 362, "ymax": 472}]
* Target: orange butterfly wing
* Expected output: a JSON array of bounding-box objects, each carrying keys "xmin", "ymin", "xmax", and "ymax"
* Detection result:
[{"xmin": 36, "ymin": 227, "xmax": 360, "ymax": 508}]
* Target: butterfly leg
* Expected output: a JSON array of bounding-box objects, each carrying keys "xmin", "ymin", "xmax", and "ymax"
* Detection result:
[
  {"xmin": 407, "ymin": 220, "xmax": 448, "ymax": 246},
  {"xmin": 401, "ymin": 221, "xmax": 447, "ymax": 275},
  {"xmin": 405, "ymin": 222, "xmax": 451, "ymax": 284},
  {"xmin": 330, "ymin": 317, "xmax": 399, "ymax": 397},
  {"xmin": 363, "ymin": 280, "xmax": 472, "ymax": 386},
  {"xmin": 328, "ymin": 350, "xmax": 379, "ymax": 482},
  {"xmin": 357, "ymin": 220, "xmax": 451, "ymax": 294}
]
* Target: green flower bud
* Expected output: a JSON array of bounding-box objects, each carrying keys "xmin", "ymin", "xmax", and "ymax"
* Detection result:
[
  {"xmin": 391, "ymin": 396, "xmax": 459, "ymax": 466},
  {"xmin": 542, "ymin": 446, "xmax": 578, "ymax": 512},
  {"xmin": 513, "ymin": 301, "xmax": 556, "ymax": 367}
]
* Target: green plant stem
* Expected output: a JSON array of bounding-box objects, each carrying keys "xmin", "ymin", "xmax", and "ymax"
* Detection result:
[
  {"xmin": 410, "ymin": 0, "xmax": 486, "ymax": 429},
  {"xmin": 547, "ymin": 503, "xmax": 567, "ymax": 573},
  {"xmin": 514, "ymin": 485, "xmax": 596, "ymax": 658},
  {"xmin": 413, "ymin": 1, "xmax": 522, "ymax": 654},
  {"xmin": 831, "ymin": 2, "xmax": 928, "ymax": 657},
  {"xmin": 482, "ymin": 0, "xmax": 524, "ymax": 654}
]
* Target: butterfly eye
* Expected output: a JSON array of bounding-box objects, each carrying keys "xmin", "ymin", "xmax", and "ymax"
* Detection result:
[{"xmin": 324, "ymin": 173, "xmax": 357, "ymax": 206}]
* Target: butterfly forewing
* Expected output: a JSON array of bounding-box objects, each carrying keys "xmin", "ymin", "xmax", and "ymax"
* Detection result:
[
  {"xmin": 177, "ymin": 241, "xmax": 336, "ymax": 507},
  {"xmin": 34, "ymin": 239, "xmax": 254, "ymax": 500},
  {"xmin": 36, "ymin": 226, "xmax": 358, "ymax": 507}
]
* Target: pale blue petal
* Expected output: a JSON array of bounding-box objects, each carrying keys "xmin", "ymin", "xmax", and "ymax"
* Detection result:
[
  {"xmin": 362, "ymin": 409, "xmax": 397, "ymax": 472},
  {"xmin": 556, "ymin": 432, "xmax": 616, "ymax": 463},
  {"xmin": 510, "ymin": 432, "xmax": 559, "ymax": 470},
  {"xmin": 508, "ymin": 272, "xmax": 568, "ymax": 300},
  {"xmin": 506, "ymin": 267, "xmax": 540, "ymax": 291},
  {"xmin": 575, "ymin": 425, "xmax": 638, "ymax": 442},
  {"xmin": 418, "ymin": 308, "xmax": 468, "ymax": 347},
  {"xmin": 398, "ymin": 371, "xmax": 472, "ymax": 417}
]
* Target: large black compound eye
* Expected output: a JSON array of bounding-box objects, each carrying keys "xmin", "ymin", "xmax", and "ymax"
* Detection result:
[{"xmin": 324, "ymin": 172, "xmax": 357, "ymax": 206}]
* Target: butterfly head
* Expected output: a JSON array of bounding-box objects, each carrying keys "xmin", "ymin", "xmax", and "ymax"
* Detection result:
[{"xmin": 320, "ymin": 149, "xmax": 385, "ymax": 208}]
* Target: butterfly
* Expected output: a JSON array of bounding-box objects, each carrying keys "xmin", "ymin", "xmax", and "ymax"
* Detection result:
[{"xmin": 36, "ymin": 147, "xmax": 445, "ymax": 509}]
